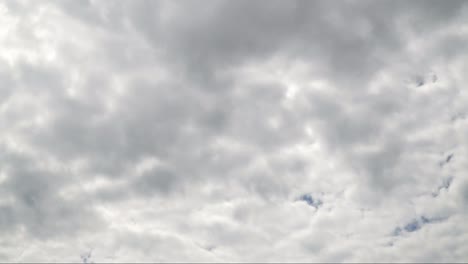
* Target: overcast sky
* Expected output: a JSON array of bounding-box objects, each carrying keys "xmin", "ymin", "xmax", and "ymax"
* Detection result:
[{"xmin": 1, "ymin": 0, "xmax": 468, "ymax": 262}]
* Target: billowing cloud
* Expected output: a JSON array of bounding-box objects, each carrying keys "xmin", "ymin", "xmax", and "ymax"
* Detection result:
[{"xmin": 0, "ymin": 0, "xmax": 468, "ymax": 262}]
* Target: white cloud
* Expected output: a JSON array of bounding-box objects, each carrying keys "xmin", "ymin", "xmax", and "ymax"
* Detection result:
[{"xmin": 0, "ymin": 0, "xmax": 467, "ymax": 262}]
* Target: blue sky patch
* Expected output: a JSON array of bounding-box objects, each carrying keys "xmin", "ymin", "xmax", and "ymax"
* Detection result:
[
  {"xmin": 404, "ymin": 220, "xmax": 421, "ymax": 232},
  {"xmin": 298, "ymin": 194, "xmax": 322, "ymax": 208},
  {"xmin": 394, "ymin": 216, "xmax": 447, "ymax": 236}
]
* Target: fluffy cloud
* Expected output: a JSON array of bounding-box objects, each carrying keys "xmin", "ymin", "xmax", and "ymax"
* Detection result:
[{"xmin": 0, "ymin": 0, "xmax": 468, "ymax": 262}]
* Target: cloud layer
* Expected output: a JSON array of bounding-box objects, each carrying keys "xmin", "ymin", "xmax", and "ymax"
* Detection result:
[{"xmin": 1, "ymin": 0, "xmax": 468, "ymax": 262}]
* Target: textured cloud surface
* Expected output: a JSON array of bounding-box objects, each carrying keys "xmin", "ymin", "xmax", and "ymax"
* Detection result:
[{"xmin": 1, "ymin": 1, "xmax": 468, "ymax": 262}]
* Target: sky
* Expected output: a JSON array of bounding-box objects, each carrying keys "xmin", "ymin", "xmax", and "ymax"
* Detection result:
[{"xmin": 0, "ymin": 0, "xmax": 468, "ymax": 262}]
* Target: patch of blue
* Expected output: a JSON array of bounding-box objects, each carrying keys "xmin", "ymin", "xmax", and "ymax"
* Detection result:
[
  {"xmin": 299, "ymin": 194, "xmax": 322, "ymax": 208},
  {"xmin": 300, "ymin": 194, "xmax": 314, "ymax": 205},
  {"xmin": 404, "ymin": 220, "xmax": 421, "ymax": 232},
  {"xmin": 394, "ymin": 215, "xmax": 448, "ymax": 236}
]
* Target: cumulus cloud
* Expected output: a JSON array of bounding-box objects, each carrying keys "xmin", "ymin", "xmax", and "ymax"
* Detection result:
[{"xmin": 0, "ymin": 0, "xmax": 468, "ymax": 262}]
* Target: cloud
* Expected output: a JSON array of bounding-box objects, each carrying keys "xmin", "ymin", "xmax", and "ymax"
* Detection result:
[{"xmin": 0, "ymin": 0, "xmax": 468, "ymax": 262}]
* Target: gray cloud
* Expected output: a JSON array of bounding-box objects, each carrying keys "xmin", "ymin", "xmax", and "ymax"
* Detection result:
[{"xmin": 0, "ymin": 0, "xmax": 468, "ymax": 262}]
